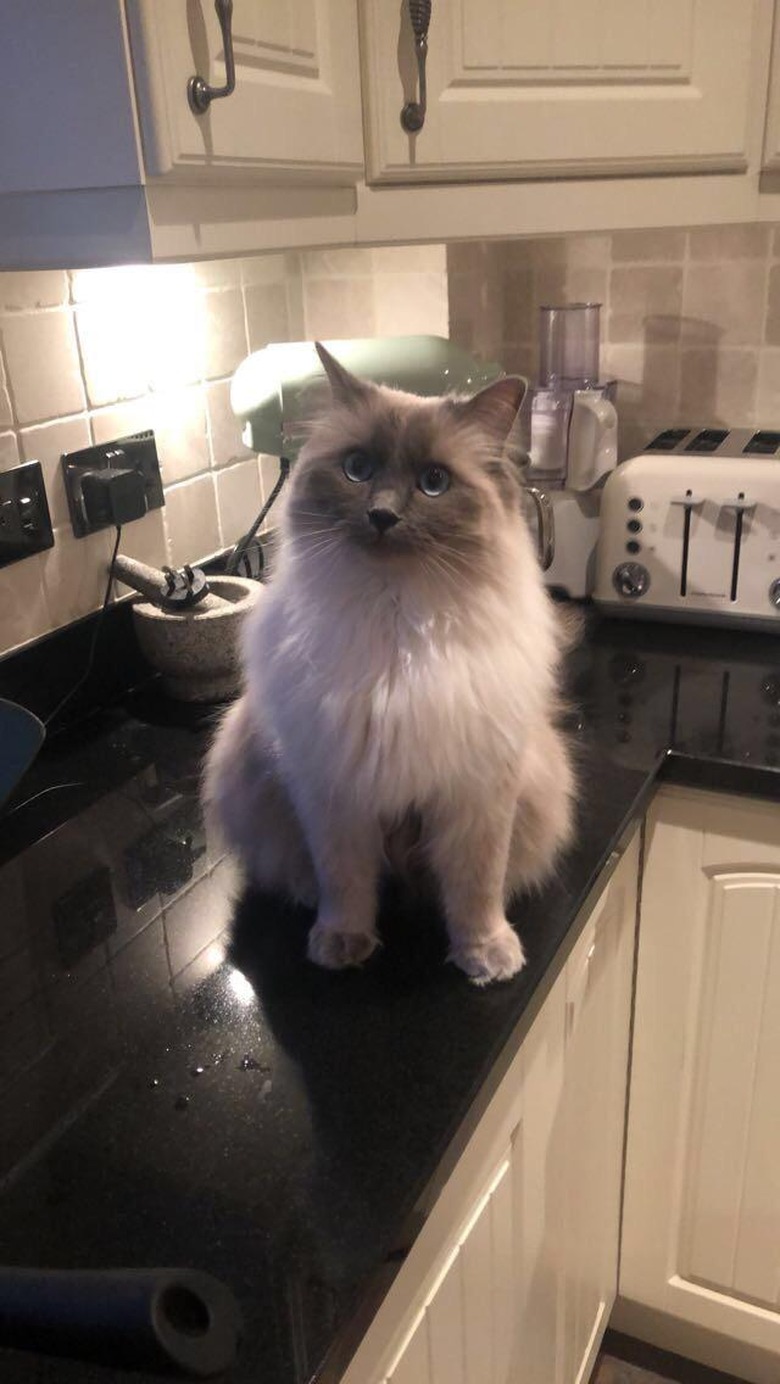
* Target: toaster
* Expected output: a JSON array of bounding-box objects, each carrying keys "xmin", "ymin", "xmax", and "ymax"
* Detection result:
[{"xmin": 593, "ymin": 427, "xmax": 780, "ymax": 630}]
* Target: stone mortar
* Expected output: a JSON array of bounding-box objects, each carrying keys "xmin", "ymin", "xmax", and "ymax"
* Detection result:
[{"xmin": 131, "ymin": 576, "xmax": 260, "ymax": 702}]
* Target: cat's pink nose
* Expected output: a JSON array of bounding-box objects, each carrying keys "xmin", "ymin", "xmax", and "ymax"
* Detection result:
[{"xmin": 367, "ymin": 507, "xmax": 401, "ymax": 534}]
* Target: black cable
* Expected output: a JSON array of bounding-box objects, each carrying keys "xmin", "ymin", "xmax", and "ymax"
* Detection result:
[
  {"xmin": 44, "ymin": 525, "xmax": 122, "ymax": 731},
  {"xmin": 225, "ymin": 457, "xmax": 290, "ymax": 576}
]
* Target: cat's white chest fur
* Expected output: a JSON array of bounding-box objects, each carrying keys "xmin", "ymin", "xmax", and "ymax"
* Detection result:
[{"xmin": 252, "ymin": 564, "xmax": 541, "ymax": 819}]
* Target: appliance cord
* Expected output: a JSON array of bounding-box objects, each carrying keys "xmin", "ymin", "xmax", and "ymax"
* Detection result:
[
  {"xmin": 225, "ymin": 456, "xmax": 290, "ymax": 575},
  {"xmin": 44, "ymin": 525, "xmax": 123, "ymax": 731}
]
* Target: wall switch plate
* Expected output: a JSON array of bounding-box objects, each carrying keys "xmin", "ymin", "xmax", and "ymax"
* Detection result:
[
  {"xmin": 62, "ymin": 431, "xmax": 164, "ymax": 537},
  {"xmin": 0, "ymin": 460, "xmax": 54, "ymax": 568}
]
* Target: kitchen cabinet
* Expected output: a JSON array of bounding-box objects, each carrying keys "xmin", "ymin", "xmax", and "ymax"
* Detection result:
[
  {"xmin": 360, "ymin": 0, "xmax": 767, "ymax": 185},
  {"xmin": 618, "ymin": 788, "xmax": 780, "ymax": 1384},
  {"xmin": 341, "ymin": 833, "xmax": 638, "ymax": 1384},
  {"xmin": 0, "ymin": 0, "xmax": 362, "ymax": 269}
]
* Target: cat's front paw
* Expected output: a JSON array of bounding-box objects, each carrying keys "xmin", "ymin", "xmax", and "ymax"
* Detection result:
[
  {"xmin": 307, "ymin": 922, "xmax": 379, "ymax": 970},
  {"xmin": 449, "ymin": 923, "xmax": 526, "ymax": 987}
]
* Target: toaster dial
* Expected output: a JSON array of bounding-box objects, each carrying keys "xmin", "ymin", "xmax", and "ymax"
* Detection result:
[
  {"xmin": 613, "ymin": 561, "xmax": 651, "ymax": 599},
  {"xmin": 769, "ymin": 578, "xmax": 780, "ymax": 610}
]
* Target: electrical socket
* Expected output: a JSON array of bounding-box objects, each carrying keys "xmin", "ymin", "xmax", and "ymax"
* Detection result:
[
  {"xmin": 0, "ymin": 461, "xmax": 54, "ymax": 568},
  {"xmin": 61, "ymin": 432, "xmax": 164, "ymax": 537}
]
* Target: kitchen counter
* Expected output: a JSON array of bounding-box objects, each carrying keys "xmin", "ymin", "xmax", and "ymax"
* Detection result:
[{"xmin": 0, "ymin": 611, "xmax": 778, "ymax": 1384}]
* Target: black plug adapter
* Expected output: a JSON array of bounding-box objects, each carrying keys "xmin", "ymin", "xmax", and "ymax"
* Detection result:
[{"xmin": 81, "ymin": 466, "xmax": 148, "ymax": 529}]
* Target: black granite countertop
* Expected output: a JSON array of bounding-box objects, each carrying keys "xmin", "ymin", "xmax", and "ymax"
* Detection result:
[{"xmin": 0, "ymin": 611, "xmax": 778, "ymax": 1384}]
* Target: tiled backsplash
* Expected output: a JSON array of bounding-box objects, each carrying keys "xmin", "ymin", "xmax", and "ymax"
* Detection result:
[
  {"xmin": 3, "ymin": 226, "xmax": 780, "ymax": 660},
  {"xmin": 448, "ymin": 224, "xmax": 780, "ymax": 460},
  {"xmin": 0, "ymin": 247, "xmax": 448, "ymax": 657}
]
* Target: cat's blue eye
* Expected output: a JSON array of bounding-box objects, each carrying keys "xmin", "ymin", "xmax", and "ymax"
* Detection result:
[
  {"xmin": 342, "ymin": 450, "xmax": 375, "ymax": 483},
  {"xmin": 418, "ymin": 465, "xmax": 451, "ymax": 497}
]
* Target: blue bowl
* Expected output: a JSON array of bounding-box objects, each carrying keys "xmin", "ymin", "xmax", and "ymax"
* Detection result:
[{"xmin": 0, "ymin": 698, "xmax": 45, "ymax": 809}]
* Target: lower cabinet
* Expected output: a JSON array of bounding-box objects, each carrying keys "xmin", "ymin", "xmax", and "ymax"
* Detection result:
[
  {"xmin": 342, "ymin": 833, "xmax": 638, "ymax": 1384},
  {"xmin": 618, "ymin": 789, "xmax": 780, "ymax": 1384}
]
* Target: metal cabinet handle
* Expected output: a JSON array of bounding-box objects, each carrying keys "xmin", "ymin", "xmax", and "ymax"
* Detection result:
[
  {"xmin": 400, "ymin": 0, "xmax": 432, "ymax": 133},
  {"xmin": 525, "ymin": 486, "xmax": 555, "ymax": 571},
  {"xmin": 188, "ymin": 0, "xmax": 236, "ymax": 115}
]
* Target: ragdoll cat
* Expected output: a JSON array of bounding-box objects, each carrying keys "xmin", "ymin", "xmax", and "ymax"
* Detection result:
[{"xmin": 203, "ymin": 343, "xmax": 575, "ymax": 985}]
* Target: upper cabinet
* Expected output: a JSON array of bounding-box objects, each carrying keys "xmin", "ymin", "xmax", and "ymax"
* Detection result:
[
  {"xmin": 126, "ymin": 0, "xmax": 363, "ymax": 183},
  {"xmin": 361, "ymin": 0, "xmax": 766, "ymax": 184}
]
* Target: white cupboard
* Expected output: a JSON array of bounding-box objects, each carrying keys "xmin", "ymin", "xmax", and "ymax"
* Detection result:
[
  {"xmin": 618, "ymin": 788, "xmax": 780, "ymax": 1384},
  {"xmin": 341, "ymin": 834, "xmax": 638, "ymax": 1384},
  {"xmin": 360, "ymin": 0, "xmax": 768, "ymax": 184},
  {"xmin": 126, "ymin": 0, "xmax": 363, "ymax": 183}
]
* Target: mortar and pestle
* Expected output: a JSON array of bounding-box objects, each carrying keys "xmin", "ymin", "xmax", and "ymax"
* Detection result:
[{"xmin": 113, "ymin": 555, "xmax": 259, "ymax": 702}]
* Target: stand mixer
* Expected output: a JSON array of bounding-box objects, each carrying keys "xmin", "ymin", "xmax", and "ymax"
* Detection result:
[{"xmin": 520, "ymin": 303, "xmax": 618, "ymax": 597}]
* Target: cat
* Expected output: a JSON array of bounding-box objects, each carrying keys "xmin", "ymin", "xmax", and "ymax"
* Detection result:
[{"xmin": 203, "ymin": 342, "xmax": 575, "ymax": 985}]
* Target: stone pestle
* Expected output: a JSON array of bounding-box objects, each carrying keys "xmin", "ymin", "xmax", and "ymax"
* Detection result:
[{"xmin": 112, "ymin": 554, "xmax": 230, "ymax": 613}]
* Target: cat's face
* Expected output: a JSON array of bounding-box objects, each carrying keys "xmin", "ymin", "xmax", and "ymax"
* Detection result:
[{"xmin": 286, "ymin": 344, "xmax": 526, "ymax": 573}]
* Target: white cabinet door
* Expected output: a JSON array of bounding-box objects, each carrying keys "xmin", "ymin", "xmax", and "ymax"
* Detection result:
[
  {"xmin": 620, "ymin": 788, "xmax": 780, "ymax": 1384},
  {"xmin": 361, "ymin": 0, "xmax": 767, "ymax": 184},
  {"xmin": 126, "ymin": 0, "xmax": 364, "ymax": 183},
  {"xmin": 762, "ymin": 0, "xmax": 780, "ymax": 169},
  {"xmin": 342, "ymin": 834, "xmax": 638, "ymax": 1384}
]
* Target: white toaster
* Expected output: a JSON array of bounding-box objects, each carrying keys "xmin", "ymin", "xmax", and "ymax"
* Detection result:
[{"xmin": 593, "ymin": 427, "xmax": 780, "ymax": 630}]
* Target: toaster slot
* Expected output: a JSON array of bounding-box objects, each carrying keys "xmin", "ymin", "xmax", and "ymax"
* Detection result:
[
  {"xmin": 680, "ymin": 490, "xmax": 693, "ymax": 597},
  {"xmin": 722, "ymin": 492, "xmax": 756, "ymax": 603}
]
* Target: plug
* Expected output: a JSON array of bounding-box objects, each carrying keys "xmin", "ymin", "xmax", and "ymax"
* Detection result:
[{"xmin": 81, "ymin": 463, "xmax": 148, "ymax": 529}]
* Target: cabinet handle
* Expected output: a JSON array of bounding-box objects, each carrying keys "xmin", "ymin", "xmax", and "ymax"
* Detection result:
[
  {"xmin": 188, "ymin": 0, "xmax": 236, "ymax": 116},
  {"xmin": 400, "ymin": 0, "xmax": 432, "ymax": 133}
]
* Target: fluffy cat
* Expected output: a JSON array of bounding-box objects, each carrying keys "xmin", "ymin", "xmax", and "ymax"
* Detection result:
[{"xmin": 203, "ymin": 343, "xmax": 575, "ymax": 985}]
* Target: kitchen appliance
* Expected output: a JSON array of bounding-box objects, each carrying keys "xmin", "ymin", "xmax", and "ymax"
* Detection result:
[
  {"xmin": 521, "ymin": 304, "xmax": 618, "ymax": 598},
  {"xmin": 593, "ymin": 427, "xmax": 780, "ymax": 630}
]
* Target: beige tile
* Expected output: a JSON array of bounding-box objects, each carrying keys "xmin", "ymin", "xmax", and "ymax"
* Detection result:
[
  {"xmin": 285, "ymin": 271, "xmax": 306, "ymax": 340},
  {"xmin": 764, "ymin": 262, "xmax": 780, "ymax": 344},
  {"xmin": 0, "ymin": 355, "xmax": 13, "ymax": 428},
  {"xmin": 148, "ymin": 386, "xmax": 209, "ymax": 485},
  {"xmin": 113, "ymin": 506, "xmax": 167, "ymax": 575},
  {"xmin": 70, "ymin": 263, "xmax": 194, "ymax": 305},
  {"xmin": 245, "ymin": 282, "xmax": 291, "ymax": 352},
  {"xmin": 565, "ymin": 268, "xmax": 608, "ymax": 306},
  {"xmin": 605, "ymin": 342, "xmax": 681, "ymax": 423},
  {"xmin": 75, "ymin": 301, "xmax": 148, "ymax": 408},
  {"xmin": 205, "ymin": 380, "xmax": 254, "ymax": 469},
  {"xmin": 42, "ymin": 526, "xmax": 114, "ymax": 629},
  {"xmin": 1, "ymin": 310, "xmax": 85, "ymax": 424},
  {"xmin": 0, "ymin": 271, "xmax": 69, "ymax": 311},
  {"xmin": 192, "ymin": 258, "xmax": 242, "ymax": 289},
  {"xmin": 609, "ymin": 266, "xmax": 683, "ymax": 342},
  {"xmin": 301, "ymin": 246, "xmax": 375, "ymax": 278},
  {"xmin": 533, "ymin": 265, "xmax": 568, "ymax": 312},
  {"xmin": 0, "ymin": 552, "xmax": 50, "ymax": 653},
  {"xmin": 519, "ymin": 236, "xmax": 569, "ymax": 270},
  {"xmin": 447, "ymin": 272, "xmax": 484, "ymax": 348},
  {"xmin": 215, "ymin": 458, "xmax": 262, "ymax": 546},
  {"xmin": 688, "ymin": 224, "xmax": 770, "ymax": 259},
  {"xmin": 258, "ymin": 454, "xmax": 285, "ymax": 517},
  {"xmin": 565, "ymin": 233, "xmax": 612, "ymax": 270},
  {"xmin": 303, "ymin": 277, "xmax": 376, "ymax": 340},
  {"xmin": 201, "ymin": 288, "xmax": 248, "ymax": 381},
  {"xmin": 0, "ymin": 431, "xmax": 20, "ymax": 469},
  {"xmin": 163, "ymin": 474, "xmax": 221, "ymax": 568},
  {"xmin": 756, "ymin": 347, "xmax": 780, "ymax": 418},
  {"xmin": 684, "ymin": 261, "xmax": 766, "ymax": 346},
  {"xmin": 372, "ymin": 244, "xmax": 447, "ymax": 272},
  {"xmin": 240, "ymin": 253, "xmax": 291, "ymax": 287},
  {"xmin": 680, "ymin": 346, "xmax": 758, "ymax": 427},
  {"xmin": 446, "ymin": 241, "xmax": 487, "ymax": 274},
  {"xmin": 91, "ymin": 398, "xmax": 153, "ymax": 447},
  {"xmin": 373, "ymin": 272, "xmax": 449, "ymax": 337},
  {"xmin": 19, "ymin": 416, "xmax": 90, "ymax": 529},
  {"xmin": 611, "ymin": 228, "xmax": 686, "ymax": 262}
]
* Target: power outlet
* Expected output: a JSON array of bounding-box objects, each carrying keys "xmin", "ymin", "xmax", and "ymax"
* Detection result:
[
  {"xmin": 0, "ymin": 461, "xmax": 54, "ymax": 568},
  {"xmin": 62, "ymin": 432, "xmax": 164, "ymax": 537}
]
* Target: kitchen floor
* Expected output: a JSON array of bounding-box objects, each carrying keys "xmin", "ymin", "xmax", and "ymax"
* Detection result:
[{"xmin": 592, "ymin": 1334, "xmax": 750, "ymax": 1384}]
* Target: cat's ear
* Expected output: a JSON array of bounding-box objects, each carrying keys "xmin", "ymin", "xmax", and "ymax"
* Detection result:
[
  {"xmin": 454, "ymin": 376, "xmax": 527, "ymax": 444},
  {"xmin": 314, "ymin": 342, "xmax": 368, "ymax": 405}
]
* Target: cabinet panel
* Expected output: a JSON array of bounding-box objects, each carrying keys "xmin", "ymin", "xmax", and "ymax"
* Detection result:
[
  {"xmin": 362, "ymin": 0, "xmax": 765, "ymax": 184},
  {"xmin": 127, "ymin": 0, "xmax": 363, "ymax": 181},
  {"xmin": 620, "ymin": 790, "xmax": 780, "ymax": 1379}
]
